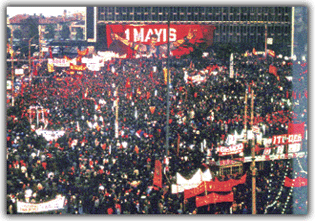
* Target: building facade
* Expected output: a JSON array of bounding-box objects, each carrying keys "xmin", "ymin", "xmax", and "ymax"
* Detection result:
[{"xmin": 96, "ymin": 6, "xmax": 293, "ymax": 55}]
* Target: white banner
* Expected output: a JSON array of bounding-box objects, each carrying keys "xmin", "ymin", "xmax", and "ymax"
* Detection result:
[
  {"xmin": 17, "ymin": 195, "xmax": 65, "ymax": 213},
  {"xmin": 86, "ymin": 63, "xmax": 101, "ymax": 71},
  {"xmin": 172, "ymin": 168, "xmax": 212, "ymax": 194},
  {"xmin": 229, "ymin": 53, "xmax": 234, "ymax": 78},
  {"xmin": 218, "ymin": 143, "xmax": 244, "ymax": 156},
  {"xmin": 35, "ymin": 130, "xmax": 65, "ymax": 141},
  {"xmin": 276, "ymin": 145, "xmax": 285, "ymax": 155},
  {"xmin": 7, "ymin": 80, "xmax": 12, "ymax": 90},
  {"xmin": 48, "ymin": 58, "xmax": 74, "ymax": 67},
  {"xmin": 15, "ymin": 68, "xmax": 24, "ymax": 75},
  {"xmin": 288, "ymin": 143, "xmax": 301, "ymax": 153}
]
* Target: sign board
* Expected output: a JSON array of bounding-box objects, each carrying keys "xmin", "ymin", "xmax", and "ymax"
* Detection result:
[
  {"xmin": 15, "ymin": 69, "xmax": 24, "ymax": 75},
  {"xmin": 7, "ymin": 80, "xmax": 12, "ymax": 90}
]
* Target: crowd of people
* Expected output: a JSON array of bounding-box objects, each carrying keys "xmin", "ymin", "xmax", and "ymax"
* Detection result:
[{"xmin": 6, "ymin": 44, "xmax": 308, "ymax": 214}]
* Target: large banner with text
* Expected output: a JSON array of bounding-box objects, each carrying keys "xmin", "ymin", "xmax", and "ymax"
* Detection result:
[{"xmin": 106, "ymin": 24, "xmax": 216, "ymax": 57}]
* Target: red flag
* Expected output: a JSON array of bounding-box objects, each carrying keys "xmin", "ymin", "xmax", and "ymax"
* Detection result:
[
  {"xmin": 125, "ymin": 77, "xmax": 131, "ymax": 88},
  {"xmin": 268, "ymin": 49, "xmax": 276, "ymax": 58},
  {"xmin": 252, "ymin": 48, "xmax": 258, "ymax": 56},
  {"xmin": 134, "ymin": 145, "xmax": 139, "ymax": 154},
  {"xmin": 49, "ymin": 46, "xmax": 53, "ymax": 58},
  {"xmin": 284, "ymin": 176, "xmax": 307, "ymax": 187},
  {"xmin": 288, "ymin": 122, "xmax": 305, "ymax": 138},
  {"xmin": 149, "ymin": 106, "xmax": 156, "ymax": 114},
  {"xmin": 153, "ymin": 160, "xmax": 162, "ymax": 188},
  {"xmin": 269, "ymin": 65, "xmax": 279, "ymax": 80}
]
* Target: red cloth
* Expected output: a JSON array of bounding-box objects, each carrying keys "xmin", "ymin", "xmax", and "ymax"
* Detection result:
[
  {"xmin": 288, "ymin": 122, "xmax": 305, "ymax": 138},
  {"xmin": 153, "ymin": 160, "xmax": 162, "ymax": 188},
  {"xmin": 284, "ymin": 176, "xmax": 307, "ymax": 187},
  {"xmin": 196, "ymin": 192, "xmax": 234, "ymax": 207}
]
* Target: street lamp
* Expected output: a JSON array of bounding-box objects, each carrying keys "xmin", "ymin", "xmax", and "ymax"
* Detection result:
[{"xmin": 28, "ymin": 35, "xmax": 37, "ymax": 72}]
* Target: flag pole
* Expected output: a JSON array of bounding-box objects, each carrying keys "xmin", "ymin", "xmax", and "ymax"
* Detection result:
[
  {"xmin": 166, "ymin": 10, "xmax": 170, "ymax": 157},
  {"xmin": 265, "ymin": 23, "xmax": 268, "ymax": 59},
  {"xmin": 10, "ymin": 27, "xmax": 14, "ymax": 106},
  {"xmin": 250, "ymin": 88, "xmax": 256, "ymax": 214},
  {"xmin": 244, "ymin": 87, "xmax": 248, "ymax": 140}
]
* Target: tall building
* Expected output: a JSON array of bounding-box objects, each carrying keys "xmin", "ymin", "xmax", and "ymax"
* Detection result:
[{"xmin": 95, "ymin": 6, "xmax": 294, "ymax": 55}]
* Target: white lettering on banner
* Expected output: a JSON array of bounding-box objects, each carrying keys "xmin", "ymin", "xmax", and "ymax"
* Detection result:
[
  {"xmin": 272, "ymin": 134, "xmax": 302, "ymax": 145},
  {"xmin": 263, "ymin": 148, "xmax": 271, "ymax": 155},
  {"xmin": 17, "ymin": 196, "xmax": 65, "ymax": 213},
  {"xmin": 219, "ymin": 143, "xmax": 244, "ymax": 156},
  {"xmin": 48, "ymin": 58, "xmax": 73, "ymax": 67},
  {"xmin": 225, "ymin": 134, "xmax": 237, "ymax": 145},
  {"xmin": 276, "ymin": 145, "xmax": 284, "ymax": 154},
  {"xmin": 288, "ymin": 134, "xmax": 302, "ymax": 143},
  {"xmin": 35, "ymin": 130, "xmax": 65, "ymax": 141},
  {"xmin": 288, "ymin": 143, "xmax": 301, "ymax": 153},
  {"xmin": 125, "ymin": 28, "xmax": 177, "ymax": 43}
]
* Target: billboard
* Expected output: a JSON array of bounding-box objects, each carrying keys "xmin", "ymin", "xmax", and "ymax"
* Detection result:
[{"xmin": 106, "ymin": 24, "xmax": 216, "ymax": 58}]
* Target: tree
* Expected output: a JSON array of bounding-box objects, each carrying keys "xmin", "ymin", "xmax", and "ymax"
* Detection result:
[
  {"xmin": 44, "ymin": 24, "xmax": 56, "ymax": 40},
  {"xmin": 60, "ymin": 24, "xmax": 70, "ymax": 40},
  {"xmin": 13, "ymin": 29, "xmax": 23, "ymax": 41},
  {"xmin": 20, "ymin": 17, "xmax": 39, "ymax": 41},
  {"xmin": 75, "ymin": 27, "xmax": 84, "ymax": 40},
  {"xmin": 7, "ymin": 26, "xmax": 11, "ymax": 41}
]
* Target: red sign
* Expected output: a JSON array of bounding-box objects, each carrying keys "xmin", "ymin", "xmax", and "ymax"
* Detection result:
[
  {"xmin": 218, "ymin": 143, "xmax": 244, "ymax": 156},
  {"xmin": 153, "ymin": 160, "xmax": 162, "ymax": 188},
  {"xmin": 196, "ymin": 192, "xmax": 234, "ymax": 207},
  {"xmin": 106, "ymin": 24, "xmax": 216, "ymax": 57}
]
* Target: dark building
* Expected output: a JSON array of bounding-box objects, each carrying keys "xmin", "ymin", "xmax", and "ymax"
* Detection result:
[{"xmin": 94, "ymin": 6, "xmax": 294, "ymax": 55}]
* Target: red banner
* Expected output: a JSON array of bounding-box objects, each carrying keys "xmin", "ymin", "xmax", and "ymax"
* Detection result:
[
  {"xmin": 184, "ymin": 174, "xmax": 246, "ymax": 199},
  {"xmin": 106, "ymin": 24, "xmax": 215, "ymax": 57},
  {"xmin": 196, "ymin": 192, "xmax": 234, "ymax": 207},
  {"xmin": 284, "ymin": 176, "xmax": 307, "ymax": 187},
  {"xmin": 184, "ymin": 182, "xmax": 207, "ymax": 199},
  {"xmin": 153, "ymin": 160, "xmax": 162, "ymax": 188},
  {"xmin": 288, "ymin": 122, "xmax": 305, "ymax": 138}
]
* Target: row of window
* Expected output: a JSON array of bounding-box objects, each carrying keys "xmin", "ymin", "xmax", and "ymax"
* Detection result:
[
  {"xmin": 97, "ymin": 7, "xmax": 292, "ymax": 22},
  {"xmin": 213, "ymin": 24, "xmax": 291, "ymax": 44}
]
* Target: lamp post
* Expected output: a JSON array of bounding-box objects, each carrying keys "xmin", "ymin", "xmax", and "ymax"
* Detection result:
[
  {"xmin": 28, "ymin": 35, "xmax": 37, "ymax": 73},
  {"xmin": 10, "ymin": 27, "xmax": 14, "ymax": 106}
]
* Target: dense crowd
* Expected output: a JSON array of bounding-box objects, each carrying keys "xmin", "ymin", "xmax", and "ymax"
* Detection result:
[{"xmin": 6, "ymin": 47, "xmax": 308, "ymax": 214}]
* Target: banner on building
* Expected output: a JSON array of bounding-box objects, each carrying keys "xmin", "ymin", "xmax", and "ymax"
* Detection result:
[
  {"xmin": 106, "ymin": 24, "xmax": 216, "ymax": 57},
  {"xmin": 17, "ymin": 195, "xmax": 65, "ymax": 213}
]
